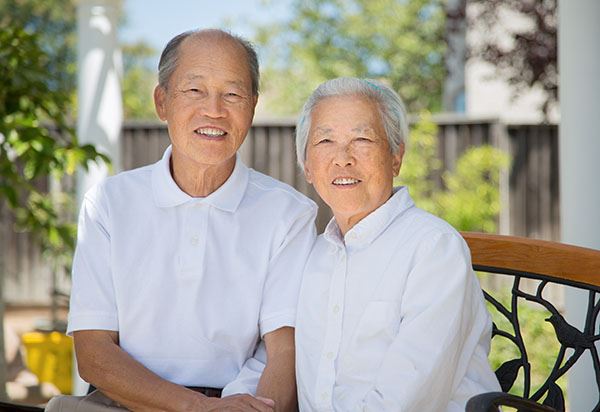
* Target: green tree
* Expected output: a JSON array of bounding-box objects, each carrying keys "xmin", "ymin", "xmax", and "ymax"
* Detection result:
[
  {"xmin": 0, "ymin": 0, "xmax": 78, "ymax": 110},
  {"xmin": 397, "ymin": 113, "xmax": 510, "ymax": 232},
  {"xmin": 122, "ymin": 41, "xmax": 159, "ymax": 120},
  {"xmin": 0, "ymin": 25, "xmax": 108, "ymax": 395},
  {"xmin": 255, "ymin": 0, "xmax": 446, "ymax": 116},
  {"xmin": 468, "ymin": 0, "xmax": 557, "ymax": 117},
  {"xmin": 1, "ymin": 0, "xmax": 156, "ymax": 120}
]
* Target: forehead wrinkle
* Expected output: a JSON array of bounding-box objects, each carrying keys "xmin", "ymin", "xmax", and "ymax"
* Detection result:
[
  {"xmin": 312, "ymin": 126, "xmax": 333, "ymax": 135},
  {"xmin": 351, "ymin": 124, "xmax": 377, "ymax": 134},
  {"xmin": 184, "ymin": 73, "xmax": 249, "ymax": 90}
]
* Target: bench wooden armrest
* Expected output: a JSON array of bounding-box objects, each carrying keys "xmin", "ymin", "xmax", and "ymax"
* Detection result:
[{"xmin": 461, "ymin": 232, "xmax": 600, "ymax": 412}]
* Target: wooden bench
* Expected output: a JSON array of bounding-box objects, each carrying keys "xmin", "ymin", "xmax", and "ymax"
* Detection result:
[
  {"xmin": 2, "ymin": 232, "xmax": 599, "ymax": 411},
  {"xmin": 462, "ymin": 232, "xmax": 600, "ymax": 412}
]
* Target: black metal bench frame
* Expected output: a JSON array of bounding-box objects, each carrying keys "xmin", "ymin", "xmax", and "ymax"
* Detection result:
[{"xmin": 462, "ymin": 232, "xmax": 600, "ymax": 412}]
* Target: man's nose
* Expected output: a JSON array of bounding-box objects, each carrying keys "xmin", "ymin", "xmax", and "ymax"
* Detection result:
[{"xmin": 200, "ymin": 94, "xmax": 226, "ymax": 118}]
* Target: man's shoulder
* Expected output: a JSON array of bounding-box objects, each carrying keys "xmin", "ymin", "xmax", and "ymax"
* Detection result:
[
  {"xmin": 246, "ymin": 168, "xmax": 317, "ymax": 211},
  {"xmin": 86, "ymin": 163, "xmax": 155, "ymax": 205}
]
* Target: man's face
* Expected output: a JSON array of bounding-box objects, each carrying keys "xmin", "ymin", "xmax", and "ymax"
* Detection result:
[{"xmin": 154, "ymin": 35, "xmax": 257, "ymax": 170}]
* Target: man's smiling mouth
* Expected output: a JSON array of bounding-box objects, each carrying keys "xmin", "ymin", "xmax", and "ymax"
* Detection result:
[{"xmin": 194, "ymin": 127, "xmax": 226, "ymax": 137}]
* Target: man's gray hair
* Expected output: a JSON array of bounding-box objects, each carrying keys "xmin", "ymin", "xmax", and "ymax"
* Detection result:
[
  {"xmin": 157, "ymin": 29, "xmax": 260, "ymax": 96},
  {"xmin": 295, "ymin": 77, "xmax": 409, "ymax": 168}
]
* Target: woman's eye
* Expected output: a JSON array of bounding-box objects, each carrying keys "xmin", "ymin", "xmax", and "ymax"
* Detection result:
[
  {"xmin": 316, "ymin": 138, "xmax": 332, "ymax": 144},
  {"xmin": 356, "ymin": 137, "xmax": 372, "ymax": 142}
]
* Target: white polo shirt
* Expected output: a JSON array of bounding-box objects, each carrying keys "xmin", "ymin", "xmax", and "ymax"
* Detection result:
[
  {"xmin": 296, "ymin": 187, "xmax": 500, "ymax": 412},
  {"xmin": 68, "ymin": 146, "xmax": 317, "ymax": 395}
]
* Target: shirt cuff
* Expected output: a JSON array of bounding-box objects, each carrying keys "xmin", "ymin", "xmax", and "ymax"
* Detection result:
[
  {"xmin": 67, "ymin": 313, "xmax": 119, "ymax": 336},
  {"xmin": 259, "ymin": 309, "xmax": 296, "ymax": 337}
]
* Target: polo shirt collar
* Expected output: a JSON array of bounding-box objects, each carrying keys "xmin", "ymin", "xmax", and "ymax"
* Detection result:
[
  {"xmin": 152, "ymin": 145, "xmax": 249, "ymax": 212},
  {"xmin": 323, "ymin": 186, "xmax": 415, "ymax": 249}
]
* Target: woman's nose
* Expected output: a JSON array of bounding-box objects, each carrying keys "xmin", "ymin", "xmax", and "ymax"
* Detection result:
[{"xmin": 333, "ymin": 145, "xmax": 355, "ymax": 167}]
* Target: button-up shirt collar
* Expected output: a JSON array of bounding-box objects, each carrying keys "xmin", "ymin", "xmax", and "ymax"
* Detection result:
[
  {"xmin": 323, "ymin": 186, "xmax": 414, "ymax": 251},
  {"xmin": 151, "ymin": 145, "xmax": 248, "ymax": 212}
]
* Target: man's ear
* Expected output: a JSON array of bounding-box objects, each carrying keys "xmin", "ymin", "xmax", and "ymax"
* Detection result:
[
  {"xmin": 154, "ymin": 85, "xmax": 167, "ymax": 121},
  {"xmin": 392, "ymin": 142, "xmax": 405, "ymax": 177}
]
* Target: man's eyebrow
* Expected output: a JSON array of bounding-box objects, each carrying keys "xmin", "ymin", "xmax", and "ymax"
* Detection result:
[{"xmin": 184, "ymin": 74, "xmax": 248, "ymax": 90}]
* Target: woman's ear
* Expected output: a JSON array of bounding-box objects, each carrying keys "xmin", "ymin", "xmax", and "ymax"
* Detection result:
[
  {"xmin": 392, "ymin": 142, "xmax": 405, "ymax": 177},
  {"xmin": 303, "ymin": 164, "xmax": 313, "ymax": 184}
]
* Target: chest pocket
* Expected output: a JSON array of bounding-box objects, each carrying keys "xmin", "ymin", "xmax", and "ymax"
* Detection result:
[
  {"xmin": 344, "ymin": 301, "xmax": 402, "ymax": 375},
  {"xmin": 354, "ymin": 301, "xmax": 401, "ymax": 343}
]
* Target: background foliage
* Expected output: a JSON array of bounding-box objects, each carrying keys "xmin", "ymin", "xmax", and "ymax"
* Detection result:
[
  {"xmin": 468, "ymin": 0, "xmax": 557, "ymax": 117},
  {"xmin": 0, "ymin": 0, "xmax": 158, "ymax": 121},
  {"xmin": 0, "ymin": 25, "xmax": 109, "ymax": 258},
  {"xmin": 397, "ymin": 113, "xmax": 510, "ymax": 233},
  {"xmin": 255, "ymin": 0, "xmax": 446, "ymax": 116}
]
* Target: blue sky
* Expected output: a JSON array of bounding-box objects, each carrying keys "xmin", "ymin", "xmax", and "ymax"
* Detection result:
[{"xmin": 119, "ymin": 0, "xmax": 290, "ymax": 62}]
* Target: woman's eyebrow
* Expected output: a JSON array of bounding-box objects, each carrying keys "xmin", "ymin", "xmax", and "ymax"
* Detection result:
[
  {"xmin": 313, "ymin": 126, "xmax": 333, "ymax": 135},
  {"xmin": 351, "ymin": 125, "xmax": 375, "ymax": 134}
]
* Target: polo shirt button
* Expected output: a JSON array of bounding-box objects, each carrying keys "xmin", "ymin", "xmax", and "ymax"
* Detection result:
[
  {"xmin": 321, "ymin": 392, "xmax": 328, "ymax": 399},
  {"xmin": 326, "ymin": 352, "xmax": 334, "ymax": 359},
  {"xmin": 333, "ymin": 305, "xmax": 340, "ymax": 314},
  {"xmin": 190, "ymin": 236, "xmax": 199, "ymax": 245}
]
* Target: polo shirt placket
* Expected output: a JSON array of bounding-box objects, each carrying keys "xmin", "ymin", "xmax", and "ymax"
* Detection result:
[{"xmin": 178, "ymin": 202, "xmax": 209, "ymax": 279}]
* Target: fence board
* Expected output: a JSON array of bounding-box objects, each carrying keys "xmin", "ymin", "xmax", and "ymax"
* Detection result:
[{"xmin": 1, "ymin": 118, "xmax": 560, "ymax": 304}]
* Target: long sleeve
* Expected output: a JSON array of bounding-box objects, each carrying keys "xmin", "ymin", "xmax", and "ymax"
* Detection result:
[{"xmin": 340, "ymin": 233, "xmax": 491, "ymax": 411}]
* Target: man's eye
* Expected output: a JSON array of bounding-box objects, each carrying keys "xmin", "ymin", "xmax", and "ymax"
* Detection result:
[
  {"xmin": 356, "ymin": 137, "xmax": 372, "ymax": 142},
  {"xmin": 316, "ymin": 138, "xmax": 332, "ymax": 144},
  {"xmin": 224, "ymin": 92, "xmax": 243, "ymax": 102}
]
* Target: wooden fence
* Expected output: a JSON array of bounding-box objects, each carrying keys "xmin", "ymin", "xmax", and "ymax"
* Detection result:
[{"xmin": 1, "ymin": 116, "xmax": 559, "ymax": 304}]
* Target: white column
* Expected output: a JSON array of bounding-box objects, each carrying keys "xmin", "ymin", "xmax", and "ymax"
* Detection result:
[
  {"xmin": 443, "ymin": 0, "xmax": 466, "ymax": 112},
  {"xmin": 77, "ymin": 0, "xmax": 123, "ymax": 207},
  {"xmin": 559, "ymin": 1, "xmax": 600, "ymax": 410},
  {"xmin": 74, "ymin": 0, "xmax": 122, "ymax": 395}
]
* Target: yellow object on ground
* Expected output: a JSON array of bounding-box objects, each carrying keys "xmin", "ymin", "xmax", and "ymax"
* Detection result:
[{"xmin": 21, "ymin": 331, "xmax": 73, "ymax": 394}]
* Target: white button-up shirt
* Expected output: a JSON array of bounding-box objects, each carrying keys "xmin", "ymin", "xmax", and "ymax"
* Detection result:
[
  {"xmin": 68, "ymin": 146, "xmax": 317, "ymax": 395},
  {"xmin": 296, "ymin": 187, "xmax": 500, "ymax": 412}
]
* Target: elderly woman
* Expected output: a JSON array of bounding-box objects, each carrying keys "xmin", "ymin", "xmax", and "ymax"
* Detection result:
[{"xmin": 294, "ymin": 78, "xmax": 500, "ymax": 411}]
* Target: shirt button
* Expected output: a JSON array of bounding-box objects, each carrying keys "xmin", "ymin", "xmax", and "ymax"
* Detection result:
[
  {"xmin": 321, "ymin": 392, "xmax": 328, "ymax": 400},
  {"xmin": 190, "ymin": 236, "xmax": 199, "ymax": 245},
  {"xmin": 326, "ymin": 352, "xmax": 334, "ymax": 359},
  {"xmin": 333, "ymin": 305, "xmax": 340, "ymax": 314}
]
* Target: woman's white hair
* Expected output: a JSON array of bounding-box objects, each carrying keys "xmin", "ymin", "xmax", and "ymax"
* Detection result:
[{"xmin": 295, "ymin": 77, "xmax": 409, "ymax": 169}]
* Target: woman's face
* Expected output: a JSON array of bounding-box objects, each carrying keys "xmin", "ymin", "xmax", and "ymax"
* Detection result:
[{"xmin": 304, "ymin": 95, "xmax": 404, "ymax": 234}]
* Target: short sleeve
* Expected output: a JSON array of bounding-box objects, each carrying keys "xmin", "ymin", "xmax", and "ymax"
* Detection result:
[
  {"xmin": 67, "ymin": 185, "xmax": 119, "ymax": 335},
  {"xmin": 259, "ymin": 206, "xmax": 317, "ymax": 336}
]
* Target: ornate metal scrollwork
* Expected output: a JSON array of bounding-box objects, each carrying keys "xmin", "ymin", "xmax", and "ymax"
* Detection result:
[{"xmin": 479, "ymin": 268, "xmax": 600, "ymax": 412}]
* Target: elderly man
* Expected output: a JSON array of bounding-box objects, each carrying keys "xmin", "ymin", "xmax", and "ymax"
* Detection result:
[
  {"xmin": 294, "ymin": 78, "xmax": 500, "ymax": 411},
  {"xmin": 47, "ymin": 29, "xmax": 316, "ymax": 412}
]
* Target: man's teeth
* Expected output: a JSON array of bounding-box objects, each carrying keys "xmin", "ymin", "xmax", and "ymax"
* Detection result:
[
  {"xmin": 195, "ymin": 128, "xmax": 225, "ymax": 136},
  {"xmin": 333, "ymin": 178, "xmax": 360, "ymax": 185}
]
